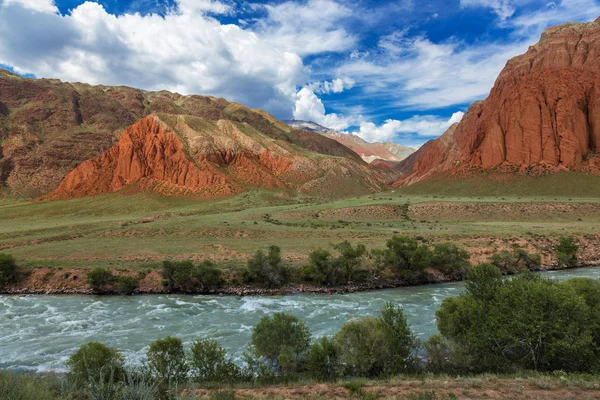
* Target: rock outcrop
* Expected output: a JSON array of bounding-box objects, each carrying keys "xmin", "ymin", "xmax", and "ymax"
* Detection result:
[
  {"xmin": 0, "ymin": 70, "xmax": 385, "ymax": 198},
  {"xmin": 396, "ymin": 18, "xmax": 600, "ymax": 186}
]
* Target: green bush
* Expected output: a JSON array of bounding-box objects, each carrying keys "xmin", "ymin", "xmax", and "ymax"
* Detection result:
[
  {"xmin": 380, "ymin": 302, "xmax": 418, "ymax": 374},
  {"xmin": 0, "ymin": 370, "xmax": 58, "ymax": 400},
  {"xmin": 161, "ymin": 260, "xmax": 224, "ymax": 293},
  {"xmin": 87, "ymin": 268, "xmax": 115, "ymax": 293},
  {"xmin": 334, "ymin": 316, "xmax": 388, "ymax": 377},
  {"xmin": 333, "ymin": 241, "xmax": 367, "ymax": 282},
  {"xmin": 244, "ymin": 246, "xmax": 289, "ymax": 288},
  {"xmin": 146, "ymin": 336, "xmax": 189, "ymax": 385},
  {"xmin": 556, "ymin": 237, "xmax": 579, "ymax": 267},
  {"xmin": 423, "ymin": 334, "xmax": 452, "ymax": 373},
  {"xmin": 436, "ymin": 269, "xmax": 597, "ymax": 373},
  {"xmin": 66, "ymin": 341, "xmax": 125, "ymax": 385},
  {"xmin": 0, "ymin": 253, "xmax": 19, "ymax": 287},
  {"xmin": 430, "ymin": 243, "xmax": 470, "ymax": 277},
  {"xmin": 302, "ymin": 248, "xmax": 340, "ymax": 286},
  {"xmin": 306, "ymin": 337, "xmax": 340, "ymax": 381},
  {"xmin": 116, "ymin": 275, "xmax": 139, "ymax": 295},
  {"xmin": 373, "ymin": 236, "xmax": 432, "ymax": 282},
  {"xmin": 249, "ymin": 312, "xmax": 311, "ymax": 375},
  {"xmin": 490, "ymin": 247, "xmax": 541, "ymax": 273},
  {"xmin": 191, "ymin": 339, "xmax": 241, "ymax": 383}
]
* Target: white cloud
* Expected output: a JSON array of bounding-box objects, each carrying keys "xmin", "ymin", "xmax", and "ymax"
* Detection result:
[
  {"xmin": 460, "ymin": 0, "xmax": 516, "ymax": 20},
  {"xmin": 175, "ymin": 0, "xmax": 231, "ymax": 14},
  {"xmin": 259, "ymin": 0, "xmax": 357, "ymax": 56},
  {"xmin": 2, "ymin": 0, "xmax": 57, "ymax": 13},
  {"xmin": 308, "ymin": 77, "xmax": 355, "ymax": 94},
  {"xmin": 294, "ymin": 87, "xmax": 463, "ymax": 143},
  {"xmin": 0, "ymin": 0, "xmax": 305, "ymax": 117}
]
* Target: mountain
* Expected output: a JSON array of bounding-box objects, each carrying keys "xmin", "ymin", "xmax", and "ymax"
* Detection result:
[
  {"xmin": 396, "ymin": 18, "xmax": 600, "ymax": 186},
  {"xmin": 0, "ymin": 70, "xmax": 385, "ymax": 199},
  {"xmin": 285, "ymin": 120, "xmax": 416, "ymax": 163}
]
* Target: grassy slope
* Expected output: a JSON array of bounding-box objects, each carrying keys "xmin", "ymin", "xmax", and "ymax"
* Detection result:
[{"xmin": 0, "ymin": 172, "xmax": 599, "ymax": 269}]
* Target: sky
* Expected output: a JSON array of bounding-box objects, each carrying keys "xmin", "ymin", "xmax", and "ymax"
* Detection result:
[{"xmin": 0, "ymin": 0, "xmax": 599, "ymax": 147}]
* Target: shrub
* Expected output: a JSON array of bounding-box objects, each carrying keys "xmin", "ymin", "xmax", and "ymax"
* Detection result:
[
  {"xmin": 334, "ymin": 316, "xmax": 389, "ymax": 377},
  {"xmin": 116, "ymin": 276, "xmax": 139, "ymax": 295},
  {"xmin": 380, "ymin": 302, "xmax": 418, "ymax": 374},
  {"xmin": 430, "ymin": 243, "xmax": 470, "ymax": 277},
  {"xmin": 66, "ymin": 341, "xmax": 125, "ymax": 385},
  {"xmin": 0, "ymin": 253, "xmax": 19, "ymax": 287},
  {"xmin": 146, "ymin": 336, "xmax": 189, "ymax": 385},
  {"xmin": 306, "ymin": 337, "xmax": 340, "ymax": 381},
  {"xmin": 245, "ymin": 246, "xmax": 289, "ymax": 288},
  {"xmin": 161, "ymin": 260, "xmax": 224, "ymax": 293},
  {"xmin": 191, "ymin": 339, "xmax": 240, "ymax": 383},
  {"xmin": 423, "ymin": 334, "xmax": 452, "ymax": 373},
  {"xmin": 87, "ymin": 268, "xmax": 115, "ymax": 293},
  {"xmin": 333, "ymin": 241, "xmax": 367, "ymax": 282},
  {"xmin": 0, "ymin": 370, "xmax": 58, "ymax": 400},
  {"xmin": 436, "ymin": 271, "xmax": 596, "ymax": 372},
  {"xmin": 302, "ymin": 248, "xmax": 340, "ymax": 286},
  {"xmin": 490, "ymin": 247, "xmax": 541, "ymax": 273},
  {"xmin": 250, "ymin": 312, "xmax": 311, "ymax": 375},
  {"xmin": 374, "ymin": 236, "xmax": 432, "ymax": 282},
  {"xmin": 556, "ymin": 237, "xmax": 579, "ymax": 267}
]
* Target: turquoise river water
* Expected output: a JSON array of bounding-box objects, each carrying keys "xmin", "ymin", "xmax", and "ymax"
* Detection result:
[{"xmin": 1, "ymin": 267, "xmax": 600, "ymax": 372}]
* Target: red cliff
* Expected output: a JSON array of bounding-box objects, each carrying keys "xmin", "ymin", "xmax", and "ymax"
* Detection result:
[{"xmin": 397, "ymin": 18, "xmax": 600, "ymax": 186}]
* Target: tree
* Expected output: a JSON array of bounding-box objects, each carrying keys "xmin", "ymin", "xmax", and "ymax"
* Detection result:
[
  {"xmin": 190, "ymin": 339, "xmax": 240, "ymax": 383},
  {"xmin": 67, "ymin": 341, "xmax": 124, "ymax": 385},
  {"xmin": 490, "ymin": 247, "xmax": 541, "ymax": 273},
  {"xmin": 430, "ymin": 243, "xmax": 470, "ymax": 277},
  {"xmin": 146, "ymin": 336, "xmax": 189, "ymax": 385},
  {"xmin": 245, "ymin": 246, "xmax": 289, "ymax": 288},
  {"xmin": 556, "ymin": 237, "xmax": 579, "ymax": 267},
  {"xmin": 436, "ymin": 272, "xmax": 596, "ymax": 373},
  {"xmin": 379, "ymin": 302, "xmax": 418, "ymax": 374},
  {"xmin": 250, "ymin": 313, "xmax": 311, "ymax": 375},
  {"xmin": 86, "ymin": 268, "xmax": 115, "ymax": 293},
  {"xmin": 306, "ymin": 337, "xmax": 340, "ymax": 381},
  {"xmin": 0, "ymin": 253, "xmax": 19, "ymax": 287},
  {"xmin": 332, "ymin": 241, "xmax": 367, "ymax": 282},
  {"xmin": 375, "ymin": 236, "xmax": 432, "ymax": 282},
  {"xmin": 302, "ymin": 249, "xmax": 340, "ymax": 286},
  {"xmin": 161, "ymin": 260, "xmax": 223, "ymax": 293},
  {"xmin": 334, "ymin": 316, "xmax": 388, "ymax": 377}
]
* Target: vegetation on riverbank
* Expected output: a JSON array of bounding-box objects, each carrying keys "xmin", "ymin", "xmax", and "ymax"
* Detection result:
[
  {"xmin": 0, "ymin": 235, "xmax": 581, "ymax": 295},
  {"xmin": 5, "ymin": 265, "xmax": 600, "ymax": 399}
]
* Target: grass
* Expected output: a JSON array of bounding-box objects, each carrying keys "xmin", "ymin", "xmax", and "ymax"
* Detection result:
[{"xmin": 0, "ymin": 173, "xmax": 599, "ymax": 269}]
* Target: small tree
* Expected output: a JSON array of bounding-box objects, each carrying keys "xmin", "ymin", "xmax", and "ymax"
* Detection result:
[
  {"xmin": 465, "ymin": 263, "xmax": 503, "ymax": 301},
  {"xmin": 380, "ymin": 302, "xmax": 418, "ymax": 374},
  {"xmin": 245, "ymin": 246, "xmax": 289, "ymax": 288},
  {"xmin": 87, "ymin": 268, "xmax": 115, "ymax": 293},
  {"xmin": 490, "ymin": 247, "xmax": 541, "ymax": 273},
  {"xmin": 116, "ymin": 276, "xmax": 139, "ymax": 295},
  {"xmin": 556, "ymin": 237, "xmax": 579, "ymax": 267},
  {"xmin": 191, "ymin": 339, "xmax": 240, "ymax": 383},
  {"xmin": 306, "ymin": 337, "xmax": 340, "ymax": 381},
  {"xmin": 161, "ymin": 260, "xmax": 224, "ymax": 293},
  {"xmin": 430, "ymin": 243, "xmax": 470, "ymax": 277},
  {"xmin": 334, "ymin": 316, "xmax": 388, "ymax": 377},
  {"xmin": 250, "ymin": 312, "xmax": 311, "ymax": 375},
  {"xmin": 147, "ymin": 336, "xmax": 189, "ymax": 385},
  {"xmin": 0, "ymin": 253, "xmax": 19, "ymax": 287},
  {"xmin": 333, "ymin": 241, "xmax": 367, "ymax": 282},
  {"xmin": 67, "ymin": 341, "xmax": 124, "ymax": 385},
  {"xmin": 376, "ymin": 236, "xmax": 432, "ymax": 281}
]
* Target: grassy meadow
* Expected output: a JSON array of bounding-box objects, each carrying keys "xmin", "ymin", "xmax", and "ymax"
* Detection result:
[{"xmin": 1, "ymin": 172, "xmax": 599, "ymax": 270}]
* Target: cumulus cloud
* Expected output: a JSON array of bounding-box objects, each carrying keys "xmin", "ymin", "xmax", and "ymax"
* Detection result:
[
  {"xmin": 2, "ymin": 0, "xmax": 57, "ymax": 13},
  {"xmin": 308, "ymin": 77, "xmax": 355, "ymax": 94},
  {"xmin": 294, "ymin": 86, "xmax": 463, "ymax": 143},
  {"xmin": 0, "ymin": 0, "xmax": 305, "ymax": 117},
  {"xmin": 460, "ymin": 0, "xmax": 516, "ymax": 20},
  {"xmin": 259, "ymin": 0, "xmax": 357, "ymax": 56}
]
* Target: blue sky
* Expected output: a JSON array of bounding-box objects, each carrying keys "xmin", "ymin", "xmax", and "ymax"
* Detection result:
[{"xmin": 1, "ymin": 0, "xmax": 599, "ymax": 147}]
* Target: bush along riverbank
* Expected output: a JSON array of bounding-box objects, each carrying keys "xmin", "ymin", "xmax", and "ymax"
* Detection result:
[
  {"xmin": 0, "ymin": 235, "xmax": 591, "ymax": 296},
  {"xmin": 5, "ymin": 267, "xmax": 600, "ymax": 400}
]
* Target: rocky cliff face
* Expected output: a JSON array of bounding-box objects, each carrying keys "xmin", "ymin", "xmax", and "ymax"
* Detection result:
[
  {"xmin": 396, "ymin": 18, "xmax": 600, "ymax": 186},
  {"xmin": 0, "ymin": 70, "xmax": 384, "ymax": 198}
]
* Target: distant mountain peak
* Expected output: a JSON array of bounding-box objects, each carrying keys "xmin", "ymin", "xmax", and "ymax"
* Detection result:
[{"xmin": 285, "ymin": 120, "xmax": 416, "ymax": 163}]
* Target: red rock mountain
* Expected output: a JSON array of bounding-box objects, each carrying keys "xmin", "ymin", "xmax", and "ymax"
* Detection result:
[
  {"xmin": 396, "ymin": 18, "xmax": 600, "ymax": 186},
  {"xmin": 0, "ymin": 70, "xmax": 384, "ymax": 199}
]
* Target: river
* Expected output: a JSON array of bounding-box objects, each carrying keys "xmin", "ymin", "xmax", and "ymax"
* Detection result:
[{"xmin": 1, "ymin": 267, "xmax": 599, "ymax": 372}]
